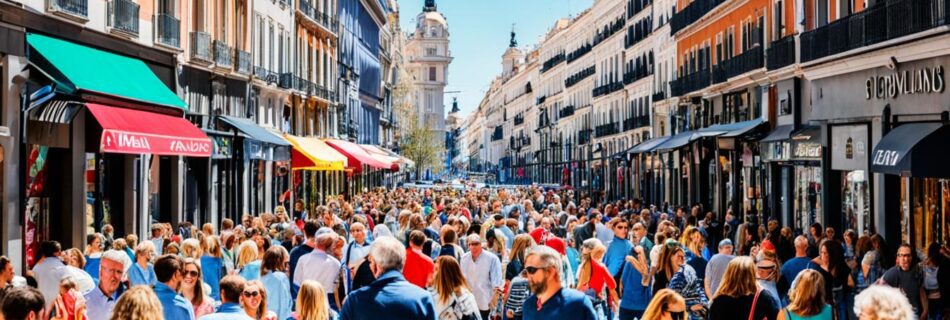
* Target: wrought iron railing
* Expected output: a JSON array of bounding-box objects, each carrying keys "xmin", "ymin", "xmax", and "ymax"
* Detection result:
[
  {"xmin": 595, "ymin": 123, "xmax": 620, "ymax": 138},
  {"xmin": 713, "ymin": 45, "xmax": 764, "ymax": 83},
  {"xmin": 670, "ymin": 69, "xmax": 711, "ymax": 97},
  {"xmin": 235, "ymin": 49, "xmax": 252, "ymax": 75},
  {"xmin": 800, "ymin": 0, "xmax": 948, "ymax": 62},
  {"xmin": 213, "ymin": 40, "xmax": 232, "ymax": 68},
  {"xmin": 767, "ymin": 36, "xmax": 796, "ymax": 70},
  {"xmin": 623, "ymin": 116, "xmax": 650, "ymax": 131},
  {"xmin": 109, "ymin": 0, "xmax": 140, "ymax": 35},
  {"xmin": 154, "ymin": 14, "xmax": 180, "ymax": 47},
  {"xmin": 278, "ymin": 73, "xmax": 296, "ymax": 89},
  {"xmin": 559, "ymin": 105, "xmax": 576, "ymax": 118},
  {"xmin": 50, "ymin": 0, "xmax": 88, "ymax": 18},
  {"xmin": 190, "ymin": 32, "xmax": 213, "ymax": 63},
  {"xmin": 593, "ymin": 81, "xmax": 624, "ymax": 97},
  {"xmin": 541, "ymin": 52, "xmax": 566, "ymax": 73},
  {"xmin": 670, "ymin": 0, "xmax": 726, "ymax": 35},
  {"xmin": 565, "ymin": 66, "xmax": 596, "ymax": 88}
]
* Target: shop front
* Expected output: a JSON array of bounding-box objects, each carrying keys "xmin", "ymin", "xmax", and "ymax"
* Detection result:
[
  {"xmin": 216, "ymin": 116, "xmax": 291, "ymax": 219},
  {"xmin": 761, "ymin": 126, "xmax": 824, "ymax": 233},
  {"xmin": 284, "ymin": 134, "xmax": 346, "ymax": 212},
  {"xmin": 23, "ymin": 33, "xmax": 210, "ymax": 258},
  {"xmin": 808, "ymin": 54, "xmax": 949, "ymax": 250}
]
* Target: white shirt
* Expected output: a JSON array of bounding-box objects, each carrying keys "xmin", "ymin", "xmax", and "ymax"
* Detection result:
[
  {"xmin": 32, "ymin": 257, "xmax": 68, "ymax": 307},
  {"xmin": 341, "ymin": 240, "xmax": 372, "ymax": 269},
  {"xmin": 460, "ymin": 250, "xmax": 504, "ymax": 311},
  {"xmin": 293, "ymin": 249, "xmax": 341, "ymax": 293}
]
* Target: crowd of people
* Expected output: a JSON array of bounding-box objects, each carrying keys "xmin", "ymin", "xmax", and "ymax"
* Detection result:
[{"xmin": 0, "ymin": 185, "xmax": 947, "ymax": 320}]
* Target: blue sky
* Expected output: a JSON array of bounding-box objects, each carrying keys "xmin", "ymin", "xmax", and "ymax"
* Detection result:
[{"xmin": 397, "ymin": 0, "xmax": 593, "ymax": 118}]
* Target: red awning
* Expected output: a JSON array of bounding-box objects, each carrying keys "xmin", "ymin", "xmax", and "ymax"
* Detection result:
[
  {"xmin": 86, "ymin": 103, "xmax": 212, "ymax": 157},
  {"xmin": 324, "ymin": 139, "xmax": 393, "ymax": 172}
]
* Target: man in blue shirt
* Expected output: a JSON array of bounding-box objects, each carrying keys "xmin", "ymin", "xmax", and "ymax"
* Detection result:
[
  {"xmin": 200, "ymin": 275, "xmax": 254, "ymax": 320},
  {"xmin": 522, "ymin": 245, "xmax": 597, "ymax": 320},
  {"xmin": 619, "ymin": 245, "xmax": 652, "ymax": 320},
  {"xmin": 340, "ymin": 237, "xmax": 436, "ymax": 320},
  {"xmin": 84, "ymin": 250, "xmax": 130, "ymax": 320},
  {"xmin": 153, "ymin": 254, "xmax": 196, "ymax": 320},
  {"xmin": 779, "ymin": 236, "xmax": 817, "ymax": 303}
]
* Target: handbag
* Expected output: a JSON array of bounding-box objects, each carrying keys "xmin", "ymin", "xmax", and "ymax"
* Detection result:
[{"xmin": 748, "ymin": 289, "xmax": 767, "ymax": 320}]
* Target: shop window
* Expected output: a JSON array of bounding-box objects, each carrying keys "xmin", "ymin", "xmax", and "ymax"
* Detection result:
[
  {"xmin": 842, "ymin": 170, "xmax": 871, "ymax": 235},
  {"xmin": 795, "ymin": 166, "xmax": 823, "ymax": 233},
  {"xmin": 901, "ymin": 178, "xmax": 949, "ymax": 251}
]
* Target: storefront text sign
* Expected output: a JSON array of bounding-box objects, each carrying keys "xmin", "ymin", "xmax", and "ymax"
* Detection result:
[
  {"xmin": 101, "ymin": 130, "xmax": 212, "ymax": 157},
  {"xmin": 872, "ymin": 149, "xmax": 901, "ymax": 167},
  {"xmin": 866, "ymin": 66, "xmax": 945, "ymax": 99},
  {"xmin": 794, "ymin": 143, "xmax": 822, "ymax": 159}
]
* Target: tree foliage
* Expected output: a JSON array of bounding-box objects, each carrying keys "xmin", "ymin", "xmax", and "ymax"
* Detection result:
[{"xmin": 393, "ymin": 66, "xmax": 443, "ymax": 178}]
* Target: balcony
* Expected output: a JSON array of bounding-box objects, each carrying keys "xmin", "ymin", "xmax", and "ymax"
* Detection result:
[
  {"xmin": 593, "ymin": 16, "xmax": 627, "ymax": 47},
  {"xmin": 592, "ymin": 81, "xmax": 624, "ymax": 97},
  {"xmin": 559, "ymin": 105, "xmax": 576, "ymax": 118},
  {"xmin": 652, "ymin": 91, "xmax": 667, "ymax": 101},
  {"xmin": 578, "ymin": 130, "xmax": 591, "ymax": 145},
  {"xmin": 800, "ymin": 0, "xmax": 948, "ymax": 62},
  {"xmin": 254, "ymin": 66, "xmax": 280, "ymax": 84},
  {"xmin": 623, "ymin": 116, "xmax": 650, "ymax": 131},
  {"xmin": 189, "ymin": 32, "xmax": 213, "ymax": 63},
  {"xmin": 235, "ymin": 49, "xmax": 252, "ymax": 75},
  {"xmin": 594, "ymin": 123, "xmax": 620, "ymax": 138},
  {"xmin": 541, "ymin": 52, "xmax": 566, "ymax": 73},
  {"xmin": 712, "ymin": 45, "xmax": 764, "ymax": 83},
  {"xmin": 108, "ymin": 0, "xmax": 140, "ymax": 36},
  {"xmin": 491, "ymin": 127, "xmax": 504, "ymax": 141},
  {"xmin": 625, "ymin": 17, "xmax": 653, "ymax": 48},
  {"xmin": 49, "ymin": 0, "xmax": 88, "ymax": 20},
  {"xmin": 565, "ymin": 66, "xmax": 596, "ymax": 88},
  {"xmin": 536, "ymin": 95, "xmax": 547, "ymax": 105},
  {"xmin": 154, "ymin": 14, "xmax": 180, "ymax": 48},
  {"xmin": 566, "ymin": 43, "xmax": 593, "ymax": 63},
  {"xmin": 213, "ymin": 40, "xmax": 232, "ymax": 69},
  {"xmin": 278, "ymin": 73, "xmax": 296, "ymax": 90},
  {"xmin": 299, "ymin": 0, "xmax": 340, "ymax": 35},
  {"xmin": 514, "ymin": 115, "xmax": 525, "ymax": 126},
  {"xmin": 670, "ymin": 69, "xmax": 711, "ymax": 97},
  {"xmin": 627, "ymin": 0, "xmax": 653, "ymax": 18},
  {"xmin": 767, "ymin": 36, "xmax": 797, "ymax": 70},
  {"xmin": 670, "ymin": 0, "xmax": 726, "ymax": 35}
]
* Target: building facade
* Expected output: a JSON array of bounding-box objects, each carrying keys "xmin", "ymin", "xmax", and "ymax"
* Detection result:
[{"xmin": 404, "ymin": 0, "xmax": 451, "ymax": 176}]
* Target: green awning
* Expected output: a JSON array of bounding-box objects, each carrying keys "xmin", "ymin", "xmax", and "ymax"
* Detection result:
[{"xmin": 26, "ymin": 33, "xmax": 186, "ymax": 110}]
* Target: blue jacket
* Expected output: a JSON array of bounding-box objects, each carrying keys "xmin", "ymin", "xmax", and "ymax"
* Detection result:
[
  {"xmin": 339, "ymin": 270, "xmax": 436, "ymax": 320},
  {"xmin": 604, "ymin": 236, "xmax": 632, "ymax": 276},
  {"xmin": 154, "ymin": 283, "xmax": 196, "ymax": 320},
  {"xmin": 200, "ymin": 255, "xmax": 225, "ymax": 300},
  {"xmin": 238, "ymin": 261, "xmax": 262, "ymax": 281},
  {"xmin": 522, "ymin": 288, "xmax": 597, "ymax": 320},
  {"xmin": 261, "ymin": 272, "xmax": 293, "ymax": 320},
  {"xmin": 198, "ymin": 302, "xmax": 253, "ymax": 320},
  {"xmin": 127, "ymin": 262, "xmax": 157, "ymax": 287}
]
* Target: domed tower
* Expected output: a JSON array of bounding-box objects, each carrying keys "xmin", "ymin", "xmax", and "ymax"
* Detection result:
[
  {"xmin": 502, "ymin": 28, "xmax": 525, "ymax": 79},
  {"xmin": 406, "ymin": 0, "xmax": 452, "ymax": 132}
]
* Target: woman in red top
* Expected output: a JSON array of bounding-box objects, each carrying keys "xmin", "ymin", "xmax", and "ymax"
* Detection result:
[{"xmin": 577, "ymin": 239, "xmax": 619, "ymax": 316}]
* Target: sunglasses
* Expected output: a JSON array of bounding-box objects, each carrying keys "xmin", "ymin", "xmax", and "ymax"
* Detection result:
[
  {"xmin": 523, "ymin": 266, "xmax": 546, "ymax": 275},
  {"xmin": 183, "ymin": 270, "xmax": 199, "ymax": 278},
  {"xmin": 616, "ymin": 225, "xmax": 628, "ymax": 230},
  {"xmin": 243, "ymin": 291, "xmax": 260, "ymax": 298},
  {"xmin": 670, "ymin": 311, "xmax": 686, "ymax": 320},
  {"xmin": 757, "ymin": 264, "xmax": 776, "ymax": 270}
]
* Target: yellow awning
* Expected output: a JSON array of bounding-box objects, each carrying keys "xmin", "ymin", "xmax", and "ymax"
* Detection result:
[{"xmin": 285, "ymin": 134, "xmax": 347, "ymax": 171}]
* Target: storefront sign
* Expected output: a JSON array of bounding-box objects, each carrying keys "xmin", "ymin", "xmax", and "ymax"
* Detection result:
[
  {"xmin": 865, "ymin": 66, "xmax": 945, "ymax": 99},
  {"xmin": 832, "ymin": 124, "xmax": 869, "ymax": 171},
  {"xmin": 101, "ymin": 130, "xmax": 212, "ymax": 157},
  {"xmin": 794, "ymin": 143, "xmax": 822, "ymax": 159},
  {"xmin": 871, "ymin": 149, "xmax": 901, "ymax": 167}
]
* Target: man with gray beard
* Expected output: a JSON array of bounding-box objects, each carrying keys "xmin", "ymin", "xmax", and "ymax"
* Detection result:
[{"xmin": 521, "ymin": 245, "xmax": 596, "ymax": 320}]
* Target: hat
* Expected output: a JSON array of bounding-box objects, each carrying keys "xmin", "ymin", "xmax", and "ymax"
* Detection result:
[
  {"xmin": 545, "ymin": 237, "xmax": 567, "ymax": 256},
  {"xmin": 718, "ymin": 238, "xmax": 734, "ymax": 248},
  {"xmin": 760, "ymin": 239, "xmax": 776, "ymax": 252}
]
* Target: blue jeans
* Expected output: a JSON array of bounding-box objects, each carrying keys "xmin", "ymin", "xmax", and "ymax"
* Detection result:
[{"xmin": 619, "ymin": 308, "xmax": 645, "ymax": 320}]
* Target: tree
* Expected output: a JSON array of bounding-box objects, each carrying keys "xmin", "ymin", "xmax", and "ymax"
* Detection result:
[{"xmin": 392, "ymin": 66, "xmax": 443, "ymax": 179}]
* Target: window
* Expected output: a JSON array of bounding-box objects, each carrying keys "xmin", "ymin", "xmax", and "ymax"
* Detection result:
[
  {"xmin": 217, "ymin": 0, "xmax": 227, "ymax": 40},
  {"xmin": 429, "ymin": 66, "xmax": 437, "ymax": 81},
  {"xmin": 426, "ymin": 47, "xmax": 437, "ymax": 56},
  {"xmin": 774, "ymin": 0, "xmax": 786, "ymax": 39},
  {"xmin": 817, "ymin": 0, "xmax": 829, "ymax": 27},
  {"xmin": 269, "ymin": 22, "xmax": 274, "ymax": 70},
  {"xmin": 716, "ymin": 32, "xmax": 723, "ymax": 63},
  {"xmin": 193, "ymin": 0, "xmax": 205, "ymax": 31},
  {"xmin": 726, "ymin": 27, "xmax": 735, "ymax": 59}
]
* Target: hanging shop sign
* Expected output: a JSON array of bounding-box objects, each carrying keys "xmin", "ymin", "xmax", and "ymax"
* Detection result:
[
  {"xmin": 865, "ymin": 66, "xmax": 945, "ymax": 100},
  {"xmin": 211, "ymin": 135, "xmax": 232, "ymax": 159}
]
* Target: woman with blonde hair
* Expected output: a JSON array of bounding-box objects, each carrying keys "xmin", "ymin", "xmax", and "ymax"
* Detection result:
[
  {"xmin": 242, "ymin": 280, "xmax": 277, "ymax": 320},
  {"xmin": 641, "ymin": 288, "xmax": 687, "ymax": 320},
  {"xmin": 128, "ymin": 241, "xmax": 157, "ymax": 287},
  {"xmin": 200, "ymin": 235, "xmax": 225, "ymax": 301},
  {"xmin": 430, "ymin": 256, "xmax": 480, "ymax": 320},
  {"xmin": 180, "ymin": 238, "xmax": 202, "ymax": 260},
  {"xmin": 576, "ymin": 238, "xmax": 619, "ymax": 318},
  {"xmin": 708, "ymin": 256, "xmax": 779, "ymax": 320},
  {"xmin": 110, "ymin": 286, "xmax": 164, "ymax": 320},
  {"xmin": 506, "ymin": 234, "xmax": 536, "ymax": 282},
  {"xmin": 778, "ymin": 269, "xmax": 832, "ymax": 320},
  {"xmin": 180, "ymin": 258, "xmax": 215, "ymax": 318},
  {"xmin": 237, "ymin": 240, "xmax": 262, "ymax": 281},
  {"xmin": 294, "ymin": 280, "xmax": 338, "ymax": 320}
]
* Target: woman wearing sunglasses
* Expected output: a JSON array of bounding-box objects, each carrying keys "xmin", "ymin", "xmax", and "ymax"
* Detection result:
[
  {"xmin": 755, "ymin": 248, "xmax": 783, "ymax": 308},
  {"xmin": 241, "ymin": 280, "xmax": 277, "ymax": 320},
  {"xmin": 641, "ymin": 288, "xmax": 687, "ymax": 320},
  {"xmin": 179, "ymin": 258, "xmax": 215, "ymax": 319}
]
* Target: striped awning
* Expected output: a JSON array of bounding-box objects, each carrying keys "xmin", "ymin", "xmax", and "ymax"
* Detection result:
[{"xmin": 31, "ymin": 99, "xmax": 82, "ymax": 124}]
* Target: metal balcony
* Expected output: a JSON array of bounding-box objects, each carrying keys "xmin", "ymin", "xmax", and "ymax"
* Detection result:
[
  {"xmin": 559, "ymin": 105, "xmax": 576, "ymax": 118},
  {"xmin": 670, "ymin": 0, "xmax": 726, "ymax": 35},
  {"xmin": 255, "ymin": 66, "xmax": 280, "ymax": 84},
  {"xmin": 767, "ymin": 36, "xmax": 796, "ymax": 70},
  {"xmin": 278, "ymin": 73, "xmax": 296, "ymax": 90},
  {"xmin": 108, "ymin": 0, "xmax": 140, "ymax": 36},
  {"xmin": 213, "ymin": 40, "xmax": 232, "ymax": 69},
  {"xmin": 669, "ymin": 69, "xmax": 711, "ymax": 97},
  {"xmin": 714, "ymin": 45, "xmax": 764, "ymax": 83},
  {"xmin": 235, "ymin": 49, "xmax": 252, "ymax": 75},
  {"xmin": 800, "ymin": 0, "xmax": 948, "ymax": 62},
  {"xmin": 154, "ymin": 14, "xmax": 180, "ymax": 47},
  {"xmin": 49, "ymin": 0, "xmax": 88, "ymax": 19},
  {"xmin": 189, "ymin": 32, "xmax": 213, "ymax": 63},
  {"xmin": 594, "ymin": 123, "xmax": 620, "ymax": 138}
]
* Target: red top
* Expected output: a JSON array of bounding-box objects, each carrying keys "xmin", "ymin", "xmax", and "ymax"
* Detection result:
[
  {"xmin": 589, "ymin": 262, "xmax": 616, "ymax": 293},
  {"xmin": 530, "ymin": 228, "xmax": 549, "ymax": 245},
  {"xmin": 403, "ymin": 248, "xmax": 434, "ymax": 288}
]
